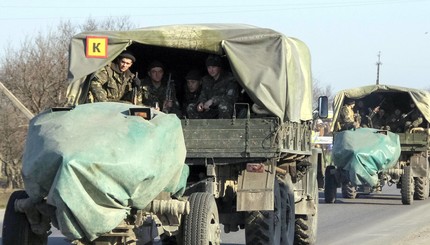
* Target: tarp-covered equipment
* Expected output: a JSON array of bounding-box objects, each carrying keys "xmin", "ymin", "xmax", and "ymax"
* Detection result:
[
  {"xmin": 22, "ymin": 102, "xmax": 188, "ymax": 241},
  {"xmin": 332, "ymin": 128, "xmax": 401, "ymax": 187}
]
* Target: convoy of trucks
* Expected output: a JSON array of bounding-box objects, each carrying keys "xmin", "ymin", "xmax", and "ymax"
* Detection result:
[{"xmin": 1, "ymin": 24, "xmax": 328, "ymax": 245}]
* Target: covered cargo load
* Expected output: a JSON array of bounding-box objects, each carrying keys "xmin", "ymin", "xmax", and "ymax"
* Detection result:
[
  {"xmin": 22, "ymin": 102, "xmax": 188, "ymax": 241},
  {"xmin": 332, "ymin": 128, "xmax": 401, "ymax": 187}
]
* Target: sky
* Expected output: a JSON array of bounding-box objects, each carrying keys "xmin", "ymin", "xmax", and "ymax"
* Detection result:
[{"xmin": 1, "ymin": 0, "xmax": 429, "ymax": 93}]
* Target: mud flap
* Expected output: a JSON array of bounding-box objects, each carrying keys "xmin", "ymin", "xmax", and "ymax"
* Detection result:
[
  {"xmin": 411, "ymin": 153, "xmax": 429, "ymax": 178},
  {"xmin": 236, "ymin": 163, "xmax": 275, "ymax": 211},
  {"xmin": 295, "ymin": 149, "xmax": 318, "ymax": 215}
]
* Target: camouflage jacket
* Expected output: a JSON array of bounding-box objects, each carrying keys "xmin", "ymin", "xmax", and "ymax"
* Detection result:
[
  {"xmin": 141, "ymin": 78, "xmax": 180, "ymax": 115},
  {"xmin": 339, "ymin": 105, "xmax": 356, "ymax": 130},
  {"xmin": 89, "ymin": 63, "xmax": 135, "ymax": 102},
  {"xmin": 198, "ymin": 71, "xmax": 239, "ymax": 106},
  {"xmin": 181, "ymin": 87, "xmax": 201, "ymax": 112}
]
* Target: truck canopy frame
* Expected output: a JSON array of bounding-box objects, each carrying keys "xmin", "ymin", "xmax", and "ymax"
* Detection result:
[{"xmin": 66, "ymin": 23, "xmax": 313, "ymax": 123}]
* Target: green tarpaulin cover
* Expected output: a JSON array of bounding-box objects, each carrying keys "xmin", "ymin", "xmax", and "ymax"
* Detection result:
[
  {"xmin": 22, "ymin": 102, "xmax": 188, "ymax": 241},
  {"xmin": 66, "ymin": 23, "xmax": 314, "ymax": 123},
  {"xmin": 332, "ymin": 128, "xmax": 401, "ymax": 187},
  {"xmin": 331, "ymin": 84, "xmax": 430, "ymax": 132}
]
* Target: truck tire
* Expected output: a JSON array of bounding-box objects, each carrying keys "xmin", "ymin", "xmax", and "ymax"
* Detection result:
[
  {"xmin": 401, "ymin": 165, "xmax": 414, "ymax": 205},
  {"xmin": 341, "ymin": 181, "xmax": 357, "ymax": 199},
  {"xmin": 279, "ymin": 175, "xmax": 295, "ymax": 245},
  {"xmin": 294, "ymin": 184, "xmax": 318, "ymax": 245},
  {"xmin": 324, "ymin": 166, "xmax": 337, "ymax": 203},
  {"xmin": 2, "ymin": 190, "xmax": 48, "ymax": 245},
  {"xmin": 413, "ymin": 177, "xmax": 429, "ymax": 200},
  {"xmin": 183, "ymin": 192, "xmax": 221, "ymax": 245},
  {"xmin": 245, "ymin": 178, "xmax": 282, "ymax": 245}
]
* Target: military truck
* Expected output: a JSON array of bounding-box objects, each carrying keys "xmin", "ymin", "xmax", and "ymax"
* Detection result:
[
  {"xmin": 2, "ymin": 24, "xmax": 327, "ymax": 245},
  {"xmin": 324, "ymin": 84, "xmax": 430, "ymax": 205}
]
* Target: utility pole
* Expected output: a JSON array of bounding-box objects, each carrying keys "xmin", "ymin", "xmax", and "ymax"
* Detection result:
[
  {"xmin": 375, "ymin": 51, "xmax": 382, "ymax": 85},
  {"xmin": 0, "ymin": 82, "xmax": 34, "ymax": 120}
]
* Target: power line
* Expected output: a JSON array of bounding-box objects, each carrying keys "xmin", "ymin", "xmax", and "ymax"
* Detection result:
[
  {"xmin": 0, "ymin": 0, "xmax": 428, "ymax": 21},
  {"xmin": 1, "ymin": 0, "xmax": 428, "ymax": 9}
]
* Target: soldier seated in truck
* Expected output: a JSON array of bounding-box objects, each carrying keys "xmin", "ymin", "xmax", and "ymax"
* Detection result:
[
  {"xmin": 338, "ymin": 99, "xmax": 360, "ymax": 131},
  {"xmin": 386, "ymin": 109, "xmax": 403, "ymax": 132},
  {"xmin": 186, "ymin": 55, "xmax": 240, "ymax": 119},
  {"xmin": 403, "ymin": 101, "xmax": 424, "ymax": 131},
  {"xmin": 141, "ymin": 60, "xmax": 182, "ymax": 117},
  {"xmin": 89, "ymin": 51, "xmax": 140, "ymax": 103}
]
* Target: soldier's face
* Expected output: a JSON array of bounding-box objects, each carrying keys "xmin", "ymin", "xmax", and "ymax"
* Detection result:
[
  {"xmin": 149, "ymin": 67, "xmax": 164, "ymax": 83},
  {"xmin": 119, "ymin": 58, "xmax": 133, "ymax": 72},
  {"xmin": 207, "ymin": 66, "xmax": 221, "ymax": 79},
  {"xmin": 187, "ymin": 79, "xmax": 200, "ymax": 93}
]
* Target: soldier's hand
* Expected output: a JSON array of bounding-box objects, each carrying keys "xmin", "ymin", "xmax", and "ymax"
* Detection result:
[
  {"xmin": 132, "ymin": 77, "xmax": 141, "ymax": 88},
  {"xmin": 203, "ymin": 99, "xmax": 213, "ymax": 110},
  {"xmin": 163, "ymin": 100, "xmax": 173, "ymax": 109},
  {"xmin": 197, "ymin": 102, "xmax": 204, "ymax": 112}
]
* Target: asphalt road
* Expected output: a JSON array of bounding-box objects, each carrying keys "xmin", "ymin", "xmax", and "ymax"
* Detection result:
[
  {"xmin": 317, "ymin": 185, "xmax": 430, "ymax": 245},
  {"xmin": 1, "ymin": 185, "xmax": 430, "ymax": 244}
]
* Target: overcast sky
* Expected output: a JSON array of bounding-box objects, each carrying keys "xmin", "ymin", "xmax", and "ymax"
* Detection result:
[{"xmin": 1, "ymin": 0, "xmax": 429, "ymax": 92}]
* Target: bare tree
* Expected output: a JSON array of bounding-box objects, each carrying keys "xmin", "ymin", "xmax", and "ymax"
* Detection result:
[
  {"xmin": 0, "ymin": 97, "xmax": 26, "ymax": 189},
  {"xmin": 81, "ymin": 16, "xmax": 135, "ymax": 32},
  {"xmin": 0, "ymin": 16, "xmax": 135, "ymax": 189},
  {"xmin": 313, "ymin": 78, "xmax": 335, "ymax": 111}
]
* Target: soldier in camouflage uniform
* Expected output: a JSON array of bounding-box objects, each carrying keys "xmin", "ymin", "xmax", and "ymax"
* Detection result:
[
  {"xmin": 187, "ymin": 55, "xmax": 239, "ymax": 119},
  {"xmin": 386, "ymin": 109, "xmax": 403, "ymax": 132},
  {"xmin": 141, "ymin": 61, "xmax": 181, "ymax": 117},
  {"xmin": 182, "ymin": 69, "xmax": 202, "ymax": 118},
  {"xmin": 89, "ymin": 52, "xmax": 139, "ymax": 103},
  {"xmin": 338, "ymin": 98, "xmax": 360, "ymax": 131},
  {"xmin": 404, "ymin": 101, "xmax": 423, "ymax": 131}
]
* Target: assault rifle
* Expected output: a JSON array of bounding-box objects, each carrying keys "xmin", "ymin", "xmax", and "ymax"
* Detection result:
[
  {"xmin": 396, "ymin": 108, "xmax": 416, "ymax": 122},
  {"xmin": 132, "ymin": 72, "xmax": 140, "ymax": 105},
  {"xmin": 163, "ymin": 73, "xmax": 173, "ymax": 113},
  {"xmin": 366, "ymin": 98, "xmax": 386, "ymax": 128}
]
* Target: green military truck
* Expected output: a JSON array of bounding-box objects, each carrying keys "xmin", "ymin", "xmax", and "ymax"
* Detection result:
[
  {"xmin": 324, "ymin": 84, "xmax": 430, "ymax": 205},
  {"xmin": 2, "ymin": 24, "xmax": 327, "ymax": 245}
]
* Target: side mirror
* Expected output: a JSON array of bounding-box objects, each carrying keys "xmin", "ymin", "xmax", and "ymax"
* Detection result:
[{"xmin": 317, "ymin": 96, "xmax": 329, "ymax": 118}]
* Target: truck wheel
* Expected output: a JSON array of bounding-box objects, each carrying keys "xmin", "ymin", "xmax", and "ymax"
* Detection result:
[
  {"xmin": 183, "ymin": 192, "xmax": 221, "ymax": 245},
  {"xmin": 324, "ymin": 166, "xmax": 337, "ymax": 203},
  {"xmin": 294, "ymin": 184, "xmax": 318, "ymax": 245},
  {"xmin": 245, "ymin": 179, "xmax": 282, "ymax": 245},
  {"xmin": 2, "ymin": 190, "xmax": 48, "ymax": 245},
  {"xmin": 401, "ymin": 166, "xmax": 414, "ymax": 205},
  {"xmin": 279, "ymin": 175, "xmax": 295, "ymax": 245},
  {"xmin": 341, "ymin": 182, "xmax": 357, "ymax": 199},
  {"xmin": 413, "ymin": 177, "xmax": 429, "ymax": 200}
]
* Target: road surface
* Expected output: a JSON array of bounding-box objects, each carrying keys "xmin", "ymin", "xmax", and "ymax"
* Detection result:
[{"xmin": 1, "ymin": 185, "xmax": 430, "ymax": 244}]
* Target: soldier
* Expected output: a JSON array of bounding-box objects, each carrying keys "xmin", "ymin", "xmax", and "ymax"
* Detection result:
[
  {"xmin": 187, "ymin": 55, "xmax": 239, "ymax": 119},
  {"xmin": 182, "ymin": 69, "xmax": 202, "ymax": 118},
  {"xmin": 141, "ymin": 61, "xmax": 181, "ymax": 116},
  {"xmin": 404, "ymin": 101, "xmax": 423, "ymax": 131},
  {"xmin": 371, "ymin": 108, "xmax": 387, "ymax": 129},
  {"xmin": 89, "ymin": 51, "xmax": 140, "ymax": 103},
  {"xmin": 355, "ymin": 100, "xmax": 368, "ymax": 127},
  {"xmin": 386, "ymin": 109, "xmax": 403, "ymax": 132},
  {"xmin": 338, "ymin": 98, "xmax": 360, "ymax": 131}
]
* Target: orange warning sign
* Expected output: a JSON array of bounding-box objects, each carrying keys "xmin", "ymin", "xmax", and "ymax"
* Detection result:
[{"xmin": 86, "ymin": 36, "xmax": 108, "ymax": 58}]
